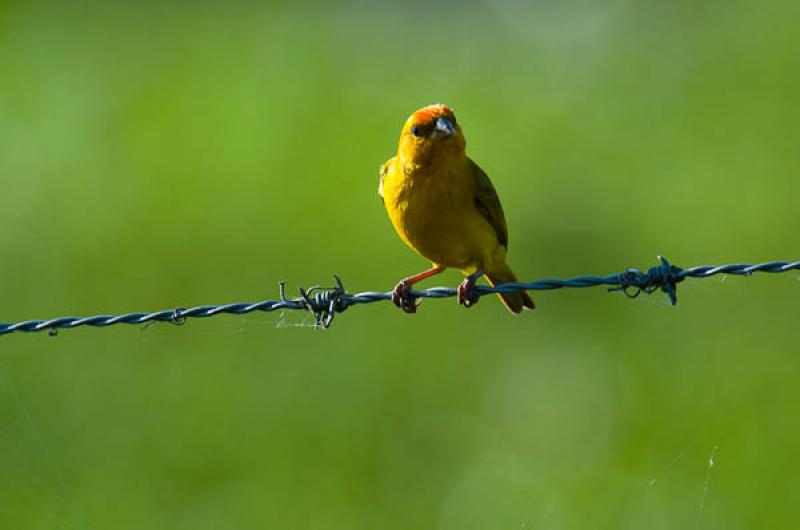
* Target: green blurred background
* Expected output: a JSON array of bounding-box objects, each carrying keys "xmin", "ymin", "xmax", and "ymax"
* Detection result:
[{"xmin": 1, "ymin": 1, "xmax": 798, "ymax": 528}]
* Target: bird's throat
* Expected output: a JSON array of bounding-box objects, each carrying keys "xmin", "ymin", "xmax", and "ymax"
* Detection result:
[{"xmin": 401, "ymin": 149, "xmax": 468, "ymax": 181}]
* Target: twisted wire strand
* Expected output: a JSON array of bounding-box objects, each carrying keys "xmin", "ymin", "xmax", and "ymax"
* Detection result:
[{"xmin": 1, "ymin": 257, "xmax": 798, "ymax": 335}]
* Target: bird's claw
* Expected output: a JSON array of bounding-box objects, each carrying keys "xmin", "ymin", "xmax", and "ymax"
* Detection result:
[
  {"xmin": 391, "ymin": 280, "xmax": 419, "ymax": 314},
  {"xmin": 457, "ymin": 277, "xmax": 480, "ymax": 308}
]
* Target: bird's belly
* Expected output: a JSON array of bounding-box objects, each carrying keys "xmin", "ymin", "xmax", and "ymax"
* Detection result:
[{"xmin": 391, "ymin": 188, "xmax": 497, "ymax": 271}]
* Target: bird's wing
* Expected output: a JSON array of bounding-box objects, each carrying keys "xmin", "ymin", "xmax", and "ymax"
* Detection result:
[
  {"xmin": 469, "ymin": 158, "xmax": 508, "ymax": 249},
  {"xmin": 378, "ymin": 157, "xmax": 394, "ymax": 203}
]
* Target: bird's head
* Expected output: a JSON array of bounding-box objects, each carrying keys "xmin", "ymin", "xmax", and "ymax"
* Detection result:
[{"xmin": 397, "ymin": 103, "xmax": 466, "ymax": 165}]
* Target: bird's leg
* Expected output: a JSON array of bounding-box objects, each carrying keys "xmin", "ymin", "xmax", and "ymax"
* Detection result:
[
  {"xmin": 457, "ymin": 269, "xmax": 485, "ymax": 308},
  {"xmin": 392, "ymin": 266, "xmax": 446, "ymax": 314}
]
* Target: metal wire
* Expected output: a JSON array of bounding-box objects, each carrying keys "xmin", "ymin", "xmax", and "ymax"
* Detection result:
[{"xmin": 1, "ymin": 257, "xmax": 798, "ymax": 335}]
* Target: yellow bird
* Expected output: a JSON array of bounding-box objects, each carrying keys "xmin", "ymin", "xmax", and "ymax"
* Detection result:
[{"xmin": 379, "ymin": 103, "xmax": 535, "ymax": 314}]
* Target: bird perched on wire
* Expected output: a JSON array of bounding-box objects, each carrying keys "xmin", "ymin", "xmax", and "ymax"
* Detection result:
[{"xmin": 379, "ymin": 103, "xmax": 535, "ymax": 314}]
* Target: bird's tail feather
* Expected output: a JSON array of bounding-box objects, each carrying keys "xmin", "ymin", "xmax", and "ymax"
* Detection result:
[{"xmin": 485, "ymin": 264, "xmax": 535, "ymax": 314}]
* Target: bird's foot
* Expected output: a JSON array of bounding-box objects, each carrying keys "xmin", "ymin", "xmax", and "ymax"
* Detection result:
[
  {"xmin": 391, "ymin": 279, "xmax": 419, "ymax": 314},
  {"xmin": 457, "ymin": 272, "xmax": 482, "ymax": 308}
]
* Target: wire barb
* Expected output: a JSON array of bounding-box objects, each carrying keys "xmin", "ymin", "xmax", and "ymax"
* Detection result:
[
  {"xmin": 297, "ymin": 275, "xmax": 349, "ymax": 329},
  {"xmin": 610, "ymin": 255, "xmax": 685, "ymax": 305},
  {"xmin": 1, "ymin": 257, "xmax": 798, "ymax": 335}
]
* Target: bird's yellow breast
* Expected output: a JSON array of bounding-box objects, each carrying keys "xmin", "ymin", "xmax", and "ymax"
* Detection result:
[{"xmin": 382, "ymin": 157, "xmax": 504, "ymax": 273}]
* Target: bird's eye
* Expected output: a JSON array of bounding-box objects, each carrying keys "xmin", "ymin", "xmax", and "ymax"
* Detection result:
[{"xmin": 411, "ymin": 125, "xmax": 423, "ymax": 137}]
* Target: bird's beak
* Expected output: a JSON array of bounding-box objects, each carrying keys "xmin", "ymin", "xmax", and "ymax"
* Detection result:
[{"xmin": 433, "ymin": 116, "xmax": 456, "ymax": 137}]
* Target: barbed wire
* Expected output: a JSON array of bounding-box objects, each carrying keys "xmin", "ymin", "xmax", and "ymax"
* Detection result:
[{"xmin": 1, "ymin": 257, "xmax": 798, "ymax": 335}]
